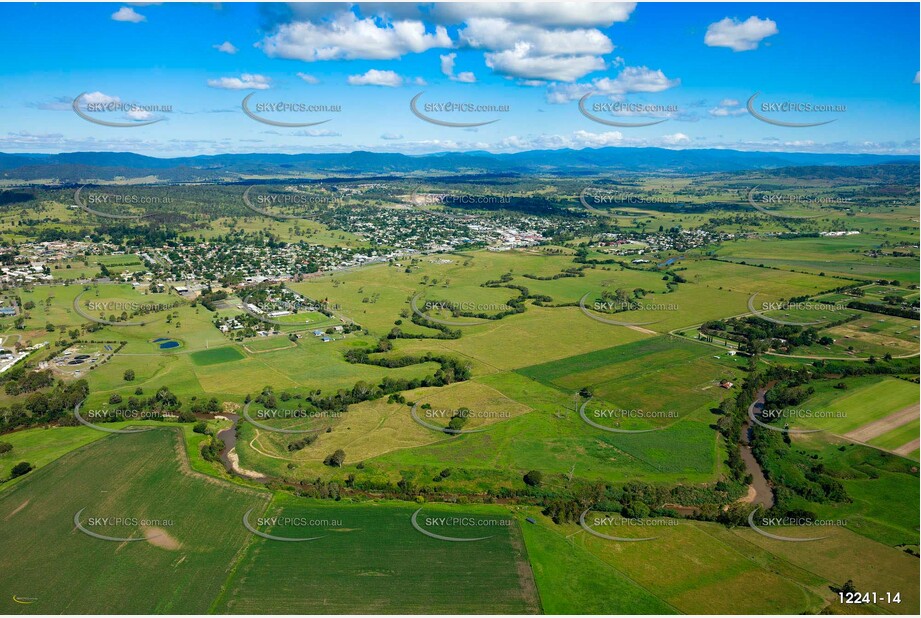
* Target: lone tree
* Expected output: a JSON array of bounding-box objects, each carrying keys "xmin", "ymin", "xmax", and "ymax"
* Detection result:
[
  {"xmin": 123, "ymin": 369, "xmax": 135, "ymax": 381},
  {"xmin": 10, "ymin": 462, "xmax": 32, "ymax": 478},
  {"xmin": 523, "ymin": 470, "xmax": 543, "ymax": 487},
  {"xmin": 0, "ymin": 441, "xmax": 12, "ymax": 455},
  {"xmin": 324, "ymin": 449, "xmax": 346, "ymax": 467}
]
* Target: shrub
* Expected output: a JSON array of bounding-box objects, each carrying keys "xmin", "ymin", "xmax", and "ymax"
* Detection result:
[{"xmin": 523, "ymin": 470, "xmax": 543, "ymax": 487}]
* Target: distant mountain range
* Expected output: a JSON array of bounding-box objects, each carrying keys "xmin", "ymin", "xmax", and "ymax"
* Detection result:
[{"xmin": 0, "ymin": 147, "xmax": 915, "ymax": 183}]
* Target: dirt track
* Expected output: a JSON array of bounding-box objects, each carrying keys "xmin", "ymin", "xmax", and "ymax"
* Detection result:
[
  {"xmin": 843, "ymin": 404, "xmax": 920, "ymax": 443},
  {"xmin": 894, "ymin": 438, "xmax": 920, "ymax": 456}
]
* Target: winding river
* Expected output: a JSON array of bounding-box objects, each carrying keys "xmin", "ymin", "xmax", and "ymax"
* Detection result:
[
  {"xmin": 217, "ymin": 413, "xmax": 268, "ymax": 484},
  {"xmin": 741, "ymin": 387, "xmax": 775, "ymax": 509}
]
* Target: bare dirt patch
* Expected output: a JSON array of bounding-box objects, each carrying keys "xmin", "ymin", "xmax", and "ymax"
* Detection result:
[{"xmin": 143, "ymin": 526, "xmax": 181, "ymax": 550}]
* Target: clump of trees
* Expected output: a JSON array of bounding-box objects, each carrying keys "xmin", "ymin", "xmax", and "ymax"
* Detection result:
[{"xmin": 323, "ymin": 449, "xmax": 345, "ymax": 467}]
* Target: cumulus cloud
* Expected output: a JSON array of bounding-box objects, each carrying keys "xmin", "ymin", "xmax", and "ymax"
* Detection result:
[
  {"xmin": 111, "ymin": 7, "xmax": 146, "ymax": 23},
  {"xmin": 433, "ymin": 2, "xmax": 636, "ymax": 27},
  {"xmin": 486, "ymin": 43, "xmax": 606, "ymax": 82},
  {"xmin": 213, "ymin": 41, "xmax": 238, "ymax": 54},
  {"xmin": 259, "ymin": 12, "xmax": 451, "ymax": 61},
  {"xmin": 77, "ymin": 91, "xmax": 121, "ymax": 106},
  {"xmin": 440, "ymin": 53, "xmax": 476, "ymax": 83},
  {"xmin": 546, "ymin": 66, "xmax": 680, "ymax": 103},
  {"xmin": 459, "ymin": 17, "xmax": 613, "ymax": 82},
  {"xmin": 460, "ymin": 18, "xmax": 614, "ymax": 56},
  {"xmin": 704, "ymin": 16, "xmax": 778, "ymax": 52},
  {"xmin": 708, "ymin": 98, "xmax": 747, "ymax": 117},
  {"xmin": 206, "ymin": 74, "xmax": 271, "ymax": 90},
  {"xmin": 347, "ymin": 69, "xmax": 404, "ymax": 87}
]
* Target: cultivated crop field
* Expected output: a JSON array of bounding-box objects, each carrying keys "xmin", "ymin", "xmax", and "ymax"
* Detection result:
[
  {"xmin": 0, "ymin": 429, "xmax": 268, "ymax": 614},
  {"xmin": 216, "ymin": 495, "xmax": 540, "ymax": 614}
]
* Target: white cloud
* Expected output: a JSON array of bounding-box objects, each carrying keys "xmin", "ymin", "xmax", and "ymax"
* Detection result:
[
  {"xmin": 914, "ymin": 71, "xmax": 920, "ymax": 84},
  {"xmin": 433, "ymin": 2, "xmax": 636, "ymax": 27},
  {"xmin": 380, "ymin": 133, "xmax": 404, "ymax": 140},
  {"xmin": 546, "ymin": 66, "xmax": 680, "ymax": 103},
  {"xmin": 213, "ymin": 41, "xmax": 238, "ymax": 54},
  {"xmin": 293, "ymin": 129, "xmax": 341, "ymax": 137},
  {"xmin": 206, "ymin": 74, "xmax": 272, "ymax": 90},
  {"xmin": 259, "ymin": 12, "xmax": 451, "ymax": 61},
  {"xmin": 704, "ymin": 16, "xmax": 778, "ymax": 52},
  {"xmin": 297, "ymin": 72, "xmax": 319, "ymax": 84},
  {"xmin": 125, "ymin": 108, "xmax": 154, "ymax": 121},
  {"xmin": 661, "ymin": 132, "xmax": 690, "ymax": 145},
  {"xmin": 708, "ymin": 98, "xmax": 747, "ymax": 117},
  {"xmin": 347, "ymin": 69, "xmax": 404, "ymax": 87},
  {"xmin": 458, "ymin": 17, "xmax": 614, "ymax": 82},
  {"xmin": 460, "ymin": 18, "xmax": 613, "ymax": 56},
  {"xmin": 440, "ymin": 53, "xmax": 456, "ymax": 76},
  {"xmin": 440, "ymin": 53, "xmax": 477, "ymax": 83},
  {"xmin": 112, "ymin": 7, "xmax": 146, "ymax": 23},
  {"xmin": 486, "ymin": 43, "xmax": 606, "ymax": 82},
  {"xmin": 78, "ymin": 91, "xmax": 121, "ymax": 106}
]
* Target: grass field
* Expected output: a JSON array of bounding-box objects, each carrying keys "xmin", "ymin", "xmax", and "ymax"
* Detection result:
[
  {"xmin": 788, "ymin": 376, "xmax": 919, "ymax": 435},
  {"xmin": 518, "ymin": 336, "xmax": 739, "ymax": 430},
  {"xmin": 0, "ymin": 429, "xmax": 268, "ymax": 614},
  {"xmin": 215, "ymin": 495, "xmax": 540, "ymax": 613},
  {"xmin": 526, "ymin": 501, "xmax": 918, "ymax": 614},
  {"xmin": 189, "ymin": 346, "xmax": 246, "ymax": 366}
]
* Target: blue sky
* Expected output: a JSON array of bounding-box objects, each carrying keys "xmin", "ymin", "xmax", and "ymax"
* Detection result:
[{"xmin": 0, "ymin": 2, "xmax": 917, "ymax": 156}]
